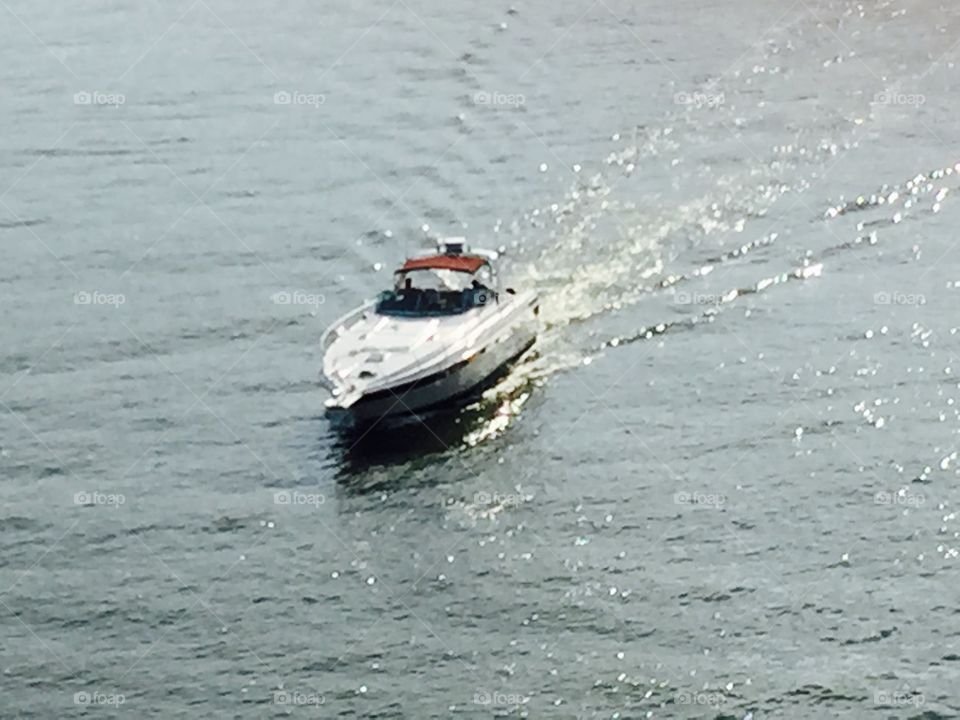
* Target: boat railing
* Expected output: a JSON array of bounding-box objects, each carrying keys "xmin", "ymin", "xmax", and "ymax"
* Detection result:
[{"xmin": 320, "ymin": 301, "xmax": 374, "ymax": 353}]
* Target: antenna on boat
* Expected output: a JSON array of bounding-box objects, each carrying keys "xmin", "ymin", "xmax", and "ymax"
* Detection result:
[{"xmin": 438, "ymin": 236, "xmax": 468, "ymax": 255}]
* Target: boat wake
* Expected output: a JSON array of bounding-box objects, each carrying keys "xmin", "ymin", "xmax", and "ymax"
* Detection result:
[{"xmin": 459, "ymin": 159, "xmax": 960, "ymax": 449}]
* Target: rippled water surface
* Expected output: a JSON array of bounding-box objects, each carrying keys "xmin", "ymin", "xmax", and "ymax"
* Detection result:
[{"xmin": 3, "ymin": 0, "xmax": 960, "ymax": 717}]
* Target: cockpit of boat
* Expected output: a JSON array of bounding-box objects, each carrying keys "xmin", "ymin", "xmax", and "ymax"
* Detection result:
[{"xmin": 375, "ymin": 255, "xmax": 496, "ymax": 317}]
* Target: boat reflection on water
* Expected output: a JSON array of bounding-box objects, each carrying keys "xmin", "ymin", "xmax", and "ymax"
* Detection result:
[{"xmin": 329, "ymin": 366, "xmax": 537, "ymax": 483}]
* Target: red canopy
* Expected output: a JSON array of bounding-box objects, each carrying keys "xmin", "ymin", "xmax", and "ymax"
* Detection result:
[{"xmin": 397, "ymin": 254, "xmax": 487, "ymax": 274}]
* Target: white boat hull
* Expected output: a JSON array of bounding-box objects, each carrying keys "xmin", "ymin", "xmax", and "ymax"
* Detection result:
[{"xmin": 323, "ymin": 291, "xmax": 538, "ymax": 428}]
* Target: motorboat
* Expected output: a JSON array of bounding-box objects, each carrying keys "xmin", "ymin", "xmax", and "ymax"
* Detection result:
[{"xmin": 320, "ymin": 238, "xmax": 539, "ymax": 428}]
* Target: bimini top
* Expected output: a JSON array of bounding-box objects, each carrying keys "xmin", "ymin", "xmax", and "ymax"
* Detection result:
[{"xmin": 397, "ymin": 254, "xmax": 488, "ymax": 274}]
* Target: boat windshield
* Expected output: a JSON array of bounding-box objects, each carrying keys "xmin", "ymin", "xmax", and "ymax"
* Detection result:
[{"xmin": 376, "ymin": 268, "xmax": 494, "ymax": 317}]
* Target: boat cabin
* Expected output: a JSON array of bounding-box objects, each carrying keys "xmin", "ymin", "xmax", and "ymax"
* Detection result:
[{"xmin": 376, "ymin": 248, "xmax": 498, "ymax": 317}]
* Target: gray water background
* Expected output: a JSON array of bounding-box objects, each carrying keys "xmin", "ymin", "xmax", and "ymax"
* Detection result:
[{"xmin": 2, "ymin": 0, "xmax": 960, "ymax": 717}]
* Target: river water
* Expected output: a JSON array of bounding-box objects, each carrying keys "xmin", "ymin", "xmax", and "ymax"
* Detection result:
[{"xmin": 2, "ymin": 0, "xmax": 959, "ymax": 717}]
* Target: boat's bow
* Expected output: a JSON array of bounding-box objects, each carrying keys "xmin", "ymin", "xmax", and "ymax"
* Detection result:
[{"xmin": 321, "ymin": 311, "xmax": 480, "ymax": 409}]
